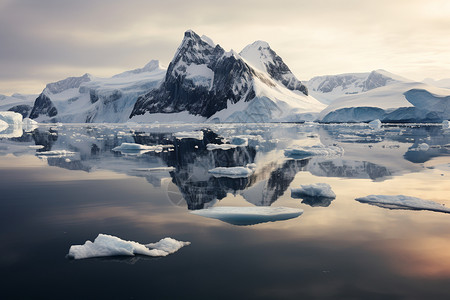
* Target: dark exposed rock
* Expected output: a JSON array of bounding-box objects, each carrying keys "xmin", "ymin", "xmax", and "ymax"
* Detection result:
[
  {"xmin": 29, "ymin": 93, "xmax": 58, "ymax": 119},
  {"xmin": 8, "ymin": 104, "xmax": 32, "ymax": 118}
]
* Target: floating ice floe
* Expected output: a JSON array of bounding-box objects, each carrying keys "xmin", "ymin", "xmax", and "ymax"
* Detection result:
[
  {"xmin": 284, "ymin": 143, "xmax": 344, "ymax": 159},
  {"xmin": 67, "ymin": 234, "xmax": 190, "ymax": 260},
  {"xmin": 190, "ymin": 206, "xmax": 303, "ymax": 225},
  {"xmin": 28, "ymin": 145, "xmax": 45, "ymax": 149},
  {"xmin": 291, "ymin": 183, "xmax": 336, "ymax": 199},
  {"xmin": 417, "ymin": 143, "xmax": 430, "ymax": 151},
  {"xmin": 208, "ymin": 166, "xmax": 253, "ymax": 178},
  {"xmin": 368, "ymin": 119, "xmax": 382, "ymax": 130},
  {"xmin": 132, "ymin": 167, "xmax": 175, "ymax": 172},
  {"xmin": 112, "ymin": 142, "xmax": 170, "ymax": 153},
  {"xmin": 355, "ymin": 195, "xmax": 450, "ymax": 213},
  {"xmin": 173, "ymin": 131, "xmax": 204, "ymax": 140},
  {"xmin": 206, "ymin": 143, "xmax": 239, "ymax": 151},
  {"xmin": 36, "ymin": 150, "xmax": 78, "ymax": 157},
  {"xmin": 443, "ymin": 120, "xmax": 450, "ymax": 129},
  {"xmin": 22, "ymin": 118, "xmax": 38, "ymax": 132}
]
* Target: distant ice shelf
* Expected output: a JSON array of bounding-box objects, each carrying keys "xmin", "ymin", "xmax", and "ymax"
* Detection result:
[{"xmin": 67, "ymin": 234, "xmax": 190, "ymax": 259}]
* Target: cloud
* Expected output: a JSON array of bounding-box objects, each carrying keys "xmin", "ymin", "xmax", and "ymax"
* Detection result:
[{"xmin": 0, "ymin": 0, "xmax": 449, "ymax": 94}]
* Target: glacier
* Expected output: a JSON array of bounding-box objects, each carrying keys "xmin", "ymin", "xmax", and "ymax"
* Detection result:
[
  {"xmin": 317, "ymin": 79, "xmax": 450, "ymax": 123},
  {"xmin": 29, "ymin": 61, "xmax": 166, "ymax": 123}
]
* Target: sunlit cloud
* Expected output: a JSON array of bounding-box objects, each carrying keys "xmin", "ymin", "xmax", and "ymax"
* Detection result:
[{"xmin": 0, "ymin": 0, "xmax": 449, "ymax": 95}]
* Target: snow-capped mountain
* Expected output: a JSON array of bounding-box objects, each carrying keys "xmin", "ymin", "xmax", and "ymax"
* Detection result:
[
  {"xmin": 306, "ymin": 70, "xmax": 409, "ymax": 105},
  {"xmin": 0, "ymin": 93, "xmax": 38, "ymax": 118},
  {"xmin": 317, "ymin": 81, "xmax": 450, "ymax": 123},
  {"xmin": 29, "ymin": 61, "xmax": 166, "ymax": 123},
  {"xmin": 423, "ymin": 78, "xmax": 450, "ymax": 89},
  {"xmin": 130, "ymin": 30, "xmax": 324, "ymax": 123}
]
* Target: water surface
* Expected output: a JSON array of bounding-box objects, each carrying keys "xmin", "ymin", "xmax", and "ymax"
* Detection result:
[{"xmin": 1, "ymin": 123, "xmax": 449, "ymax": 299}]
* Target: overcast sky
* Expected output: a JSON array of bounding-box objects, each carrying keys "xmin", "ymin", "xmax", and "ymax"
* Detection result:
[{"xmin": 1, "ymin": 0, "xmax": 449, "ymax": 95}]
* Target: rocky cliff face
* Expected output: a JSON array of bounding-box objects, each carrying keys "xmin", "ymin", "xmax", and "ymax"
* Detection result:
[{"xmin": 131, "ymin": 30, "xmax": 257, "ymax": 119}]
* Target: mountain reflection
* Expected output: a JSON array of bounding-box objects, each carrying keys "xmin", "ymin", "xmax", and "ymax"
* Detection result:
[{"xmin": 1, "ymin": 123, "xmax": 449, "ymax": 209}]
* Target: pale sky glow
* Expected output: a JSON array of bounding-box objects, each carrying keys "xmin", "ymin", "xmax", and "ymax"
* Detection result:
[{"xmin": 0, "ymin": 0, "xmax": 449, "ymax": 95}]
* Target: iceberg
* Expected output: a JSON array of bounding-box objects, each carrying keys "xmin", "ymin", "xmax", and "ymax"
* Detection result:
[
  {"xmin": 67, "ymin": 234, "xmax": 190, "ymax": 260},
  {"xmin": 0, "ymin": 111, "xmax": 23, "ymax": 125},
  {"xmin": 190, "ymin": 206, "xmax": 303, "ymax": 225},
  {"xmin": 173, "ymin": 131, "xmax": 204, "ymax": 140},
  {"xmin": 132, "ymin": 167, "xmax": 175, "ymax": 172},
  {"xmin": 206, "ymin": 143, "xmax": 239, "ymax": 151},
  {"xmin": 284, "ymin": 144, "xmax": 344, "ymax": 159},
  {"xmin": 291, "ymin": 183, "xmax": 336, "ymax": 199},
  {"xmin": 355, "ymin": 195, "xmax": 450, "ymax": 213},
  {"xmin": 417, "ymin": 143, "xmax": 430, "ymax": 151},
  {"xmin": 368, "ymin": 119, "xmax": 382, "ymax": 130},
  {"xmin": 443, "ymin": 120, "xmax": 449, "ymax": 129},
  {"xmin": 112, "ymin": 142, "xmax": 169, "ymax": 153},
  {"xmin": 208, "ymin": 166, "xmax": 253, "ymax": 178}
]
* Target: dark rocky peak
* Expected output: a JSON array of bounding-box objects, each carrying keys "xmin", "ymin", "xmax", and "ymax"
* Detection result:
[
  {"xmin": 45, "ymin": 73, "xmax": 92, "ymax": 94},
  {"xmin": 362, "ymin": 70, "xmax": 394, "ymax": 92},
  {"xmin": 169, "ymin": 30, "xmax": 225, "ymax": 73}
]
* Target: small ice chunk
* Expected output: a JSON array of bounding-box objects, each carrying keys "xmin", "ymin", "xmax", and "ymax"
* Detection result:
[
  {"xmin": 368, "ymin": 119, "xmax": 382, "ymax": 129},
  {"xmin": 284, "ymin": 143, "xmax": 344, "ymax": 159},
  {"xmin": 291, "ymin": 183, "xmax": 336, "ymax": 199},
  {"xmin": 191, "ymin": 206, "xmax": 303, "ymax": 226},
  {"xmin": 67, "ymin": 234, "xmax": 190, "ymax": 260},
  {"xmin": 443, "ymin": 120, "xmax": 450, "ymax": 129},
  {"xmin": 145, "ymin": 237, "xmax": 191, "ymax": 254},
  {"xmin": 112, "ymin": 142, "xmax": 168, "ymax": 153},
  {"xmin": 28, "ymin": 145, "xmax": 45, "ymax": 149},
  {"xmin": 246, "ymin": 163, "xmax": 257, "ymax": 170},
  {"xmin": 0, "ymin": 111, "xmax": 23, "ymax": 125},
  {"xmin": 23, "ymin": 118, "xmax": 38, "ymax": 126},
  {"xmin": 417, "ymin": 143, "xmax": 429, "ymax": 151},
  {"xmin": 208, "ymin": 166, "xmax": 253, "ymax": 178},
  {"xmin": 132, "ymin": 167, "xmax": 175, "ymax": 172},
  {"xmin": 36, "ymin": 150, "xmax": 77, "ymax": 156},
  {"xmin": 22, "ymin": 118, "xmax": 38, "ymax": 132},
  {"xmin": 173, "ymin": 131, "xmax": 204, "ymax": 140},
  {"xmin": 206, "ymin": 143, "xmax": 238, "ymax": 151},
  {"xmin": 355, "ymin": 195, "xmax": 450, "ymax": 213}
]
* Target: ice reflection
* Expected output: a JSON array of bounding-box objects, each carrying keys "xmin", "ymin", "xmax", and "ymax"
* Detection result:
[{"xmin": 0, "ymin": 123, "xmax": 449, "ymax": 212}]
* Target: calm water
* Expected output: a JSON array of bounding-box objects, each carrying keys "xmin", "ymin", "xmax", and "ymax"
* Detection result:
[{"xmin": 1, "ymin": 123, "xmax": 450, "ymax": 299}]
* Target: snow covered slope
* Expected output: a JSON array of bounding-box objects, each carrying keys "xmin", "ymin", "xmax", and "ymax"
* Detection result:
[
  {"xmin": 29, "ymin": 61, "xmax": 166, "ymax": 123},
  {"xmin": 306, "ymin": 70, "xmax": 409, "ymax": 105},
  {"xmin": 318, "ymin": 81, "xmax": 450, "ymax": 123},
  {"xmin": 423, "ymin": 78, "xmax": 450, "ymax": 89},
  {"xmin": 0, "ymin": 93, "xmax": 38, "ymax": 118},
  {"xmin": 131, "ymin": 30, "xmax": 325, "ymax": 123}
]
